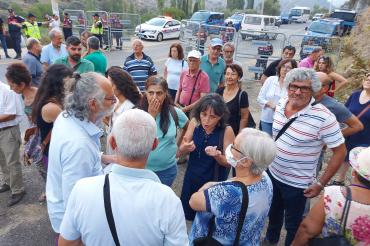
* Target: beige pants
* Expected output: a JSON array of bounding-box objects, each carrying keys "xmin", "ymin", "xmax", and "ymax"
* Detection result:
[{"xmin": 0, "ymin": 125, "xmax": 24, "ymax": 194}]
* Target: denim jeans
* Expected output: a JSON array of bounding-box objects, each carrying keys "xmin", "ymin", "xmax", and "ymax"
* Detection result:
[
  {"xmin": 265, "ymin": 170, "xmax": 307, "ymax": 246},
  {"xmin": 154, "ymin": 164, "xmax": 178, "ymax": 187},
  {"xmin": 260, "ymin": 121, "xmax": 273, "ymax": 137}
]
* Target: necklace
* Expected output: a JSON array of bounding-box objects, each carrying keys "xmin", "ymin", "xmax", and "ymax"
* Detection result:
[{"xmin": 350, "ymin": 184, "xmax": 370, "ymax": 190}]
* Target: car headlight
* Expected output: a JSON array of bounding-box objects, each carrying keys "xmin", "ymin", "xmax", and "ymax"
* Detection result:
[{"xmin": 148, "ymin": 30, "xmax": 157, "ymax": 34}]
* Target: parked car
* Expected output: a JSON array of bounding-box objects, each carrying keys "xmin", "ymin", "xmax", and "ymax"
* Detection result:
[
  {"xmin": 189, "ymin": 10, "xmax": 224, "ymax": 34},
  {"xmin": 135, "ymin": 16, "xmax": 181, "ymax": 42},
  {"xmin": 240, "ymin": 14, "xmax": 279, "ymax": 40},
  {"xmin": 312, "ymin": 13, "xmax": 325, "ymax": 21},
  {"xmin": 224, "ymin": 13, "xmax": 244, "ymax": 31},
  {"xmin": 329, "ymin": 9, "xmax": 357, "ymax": 35},
  {"xmin": 280, "ymin": 12, "xmax": 292, "ymax": 24}
]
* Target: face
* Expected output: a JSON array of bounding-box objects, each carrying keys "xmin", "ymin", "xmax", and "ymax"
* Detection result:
[
  {"xmin": 200, "ymin": 107, "xmax": 221, "ymax": 132},
  {"xmin": 287, "ymin": 80, "xmax": 313, "ymax": 109},
  {"xmin": 132, "ymin": 41, "xmax": 143, "ymax": 53},
  {"xmin": 170, "ymin": 47, "xmax": 179, "ymax": 59},
  {"xmin": 188, "ymin": 57, "xmax": 200, "ymax": 71},
  {"xmin": 81, "ymin": 35, "xmax": 89, "ymax": 48},
  {"xmin": 279, "ymin": 62, "xmax": 293, "ymax": 79},
  {"xmin": 51, "ymin": 32, "xmax": 63, "ymax": 48},
  {"xmin": 225, "ymin": 67, "xmax": 239, "ymax": 85},
  {"xmin": 317, "ymin": 58, "xmax": 328, "ymax": 71},
  {"xmin": 8, "ymin": 80, "xmax": 25, "ymax": 94},
  {"xmin": 312, "ymin": 50, "xmax": 324, "ymax": 61},
  {"xmin": 93, "ymin": 77, "xmax": 116, "ymax": 123},
  {"xmin": 146, "ymin": 84, "xmax": 166, "ymax": 106},
  {"xmin": 282, "ymin": 49, "xmax": 295, "ymax": 59},
  {"xmin": 363, "ymin": 75, "xmax": 370, "ymax": 90},
  {"xmin": 223, "ymin": 46, "xmax": 234, "ymax": 60},
  {"xmin": 67, "ymin": 44, "xmax": 82, "ymax": 61},
  {"xmin": 209, "ymin": 45, "xmax": 222, "ymax": 59},
  {"xmin": 33, "ymin": 42, "xmax": 42, "ymax": 55}
]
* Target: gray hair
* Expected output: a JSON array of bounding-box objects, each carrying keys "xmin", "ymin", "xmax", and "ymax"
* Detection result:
[
  {"xmin": 111, "ymin": 109, "xmax": 157, "ymax": 160},
  {"xmin": 223, "ymin": 42, "xmax": 235, "ymax": 51},
  {"xmin": 87, "ymin": 36, "xmax": 100, "ymax": 50},
  {"xmin": 237, "ymin": 128, "xmax": 277, "ymax": 176},
  {"xmin": 284, "ymin": 68, "xmax": 322, "ymax": 93},
  {"xmin": 49, "ymin": 29, "xmax": 63, "ymax": 40},
  {"xmin": 132, "ymin": 38, "xmax": 143, "ymax": 46},
  {"xmin": 26, "ymin": 38, "xmax": 40, "ymax": 50},
  {"xmin": 64, "ymin": 72, "xmax": 105, "ymax": 121}
]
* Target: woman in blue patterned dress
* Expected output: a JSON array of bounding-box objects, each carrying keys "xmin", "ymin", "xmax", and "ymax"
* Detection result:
[
  {"xmin": 179, "ymin": 94, "xmax": 235, "ymax": 221},
  {"xmin": 189, "ymin": 128, "xmax": 277, "ymax": 245}
]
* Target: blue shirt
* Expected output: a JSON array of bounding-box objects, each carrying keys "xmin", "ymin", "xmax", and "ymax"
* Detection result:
[
  {"xmin": 46, "ymin": 113, "xmax": 103, "ymax": 233},
  {"xmin": 60, "ymin": 164, "xmax": 189, "ymax": 246},
  {"xmin": 200, "ymin": 55, "xmax": 226, "ymax": 92},
  {"xmin": 23, "ymin": 52, "xmax": 43, "ymax": 87},
  {"xmin": 190, "ymin": 172, "xmax": 273, "ymax": 245},
  {"xmin": 40, "ymin": 43, "xmax": 68, "ymax": 65}
]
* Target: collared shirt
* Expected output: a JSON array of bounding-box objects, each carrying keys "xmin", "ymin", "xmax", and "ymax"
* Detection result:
[
  {"xmin": 84, "ymin": 50, "xmax": 107, "ymax": 75},
  {"xmin": 40, "ymin": 43, "xmax": 68, "ymax": 65},
  {"xmin": 179, "ymin": 69, "xmax": 210, "ymax": 106},
  {"xmin": 23, "ymin": 52, "xmax": 43, "ymax": 87},
  {"xmin": 54, "ymin": 56, "xmax": 94, "ymax": 74},
  {"xmin": 200, "ymin": 55, "xmax": 226, "ymax": 92},
  {"xmin": 46, "ymin": 113, "xmax": 103, "ymax": 233},
  {"xmin": 0, "ymin": 82, "xmax": 24, "ymax": 128},
  {"xmin": 60, "ymin": 164, "xmax": 188, "ymax": 246},
  {"xmin": 270, "ymin": 97, "xmax": 344, "ymax": 188},
  {"xmin": 123, "ymin": 52, "xmax": 158, "ymax": 91},
  {"xmin": 298, "ymin": 56, "xmax": 315, "ymax": 68}
]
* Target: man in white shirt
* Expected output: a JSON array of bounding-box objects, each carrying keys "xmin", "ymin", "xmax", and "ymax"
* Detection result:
[
  {"xmin": 0, "ymin": 82, "xmax": 25, "ymax": 206},
  {"xmin": 59, "ymin": 109, "xmax": 188, "ymax": 246}
]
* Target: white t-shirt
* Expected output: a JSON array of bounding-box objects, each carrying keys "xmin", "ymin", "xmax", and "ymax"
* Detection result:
[
  {"xmin": 165, "ymin": 58, "xmax": 188, "ymax": 90},
  {"xmin": 49, "ymin": 19, "xmax": 61, "ymax": 30},
  {"xmin": 0, "ymin": 82, "xmax": 24, "ymax": 128}
]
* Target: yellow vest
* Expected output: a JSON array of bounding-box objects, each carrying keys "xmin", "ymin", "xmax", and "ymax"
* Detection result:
[
  {"xmin": 90, "ymin": 20, "xmax": 103, "ymax": 35},
  {"xmin": 24, "ymin": 21, "xmax": 41, "ymax": 40}
]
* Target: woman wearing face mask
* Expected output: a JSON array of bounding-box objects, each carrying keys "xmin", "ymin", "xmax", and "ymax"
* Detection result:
[
  {"xmin": 139, "ymin": 76, "xmax": 189, "ymax": 187},
  {"xmin": 179, "ymin": 94, "xmax": 235, "ymax": 221},
  {"xmin": 189, "ymin": 128, "xmax": 276, "ymax": 245}
]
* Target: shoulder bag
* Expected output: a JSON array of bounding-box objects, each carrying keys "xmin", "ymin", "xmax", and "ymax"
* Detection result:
[
  {"xmin": 193, "ymin": 181, "xmax": 249, "ymax": 246},
  {"xmin": 23, "ymin": 127, "xmax": 51, "ymax": 166}
]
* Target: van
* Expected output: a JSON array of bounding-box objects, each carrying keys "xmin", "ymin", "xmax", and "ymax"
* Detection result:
[
  {"xmin": 189, "ymin": 10, "xmax": 225, "ymax": 35},
  {"xmin": 240, "ymin": 14, "xmax": 278, "ymax": 40}
]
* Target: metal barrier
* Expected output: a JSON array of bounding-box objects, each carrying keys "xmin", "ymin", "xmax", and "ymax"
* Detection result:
[
  {"xmin": 179, "ymin": 20, "xmax": 200, "ymax": 57},
  {"xmin": 286, "ymin": 34, "xmax": 343, "ymax": 65},
  {"xmin": 85, "ymin": 11, "xmax": 110, "ymax": 49},
  {"xmin": 63, "ymin": 9, "xmax": 86, "ymax": 36},
  {"xmin": 234, "ymin": 30, "xmax": 287, "ymax": 82},
  {"xmin": 108, "ymin": 13, "xmax": 141, "ymax": 50}
]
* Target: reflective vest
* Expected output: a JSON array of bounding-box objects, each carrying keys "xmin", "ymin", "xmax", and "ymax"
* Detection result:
[
  {"xmin": 24, "ymin": 21, "xmax": 41, "ymax": 40},
  {"xmin": 90, "ymin": 20, "xmax": 103, "ymax": 35}
]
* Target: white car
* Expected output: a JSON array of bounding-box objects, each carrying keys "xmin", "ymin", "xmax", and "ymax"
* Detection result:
[{"xmin": 135, "ymin": 16, "xmax": 181, "ymax": 42}]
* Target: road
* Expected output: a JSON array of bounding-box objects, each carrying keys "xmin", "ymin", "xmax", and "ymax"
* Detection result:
[{"xmin": 0, "ymin": 22, "xmax": 307, "ymax": 246}]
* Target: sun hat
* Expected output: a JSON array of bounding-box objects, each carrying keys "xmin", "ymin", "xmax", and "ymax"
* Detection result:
[
  {"xmin": 349, "ymin": 146, "xmax": 370, "ymax": 181},
  {"xmin": 187, "ymin": 50, "xmax": 201, "ymax": 59}
]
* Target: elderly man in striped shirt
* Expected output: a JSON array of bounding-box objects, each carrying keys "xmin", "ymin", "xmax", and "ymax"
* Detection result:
[{"xmin": 263, "ymin": 68, "xmax": 346, "ymax": 246}]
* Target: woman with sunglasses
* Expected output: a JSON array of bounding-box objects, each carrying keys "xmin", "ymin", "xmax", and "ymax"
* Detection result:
[
  {"xmin": 257, "ymin": 58, "xmax": 297, "ymax": 136},
  {"xmin": 314, "ymin": 56, "xmax": 348, "ymax": 97},
  {"xmin": 189, "ymin": 128, "xmax": 276, "ymax": 244},
  {"xmin": 178, "ymin": 94, "xmax": 235, "ymax": 221}
]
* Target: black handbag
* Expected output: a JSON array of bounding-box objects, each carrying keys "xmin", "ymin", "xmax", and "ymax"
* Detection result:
[
  {"xmin": 193, "ymin": 181, "xmax": 249, "ymax": 246},
  {"xmin": 308, "ymin": 186, "xmax": 352, "ymax": 246}
]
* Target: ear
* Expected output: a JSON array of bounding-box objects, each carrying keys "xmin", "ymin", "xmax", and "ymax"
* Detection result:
[
  {"xmin": 88, "ymin": 98, "xmax": 98, "ymax": 112},
  {"xmin": 109, "ymin": 135, "xmax": 117, "ymax": 151},
  {"xmin": 151, "ymin": 138, "xmax": 159, "ymax": 151}
]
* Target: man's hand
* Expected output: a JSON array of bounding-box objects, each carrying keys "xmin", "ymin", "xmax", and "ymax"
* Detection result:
[{"xmin": 304, "ymin": 183, "xmax": 323, "ymax": 198}]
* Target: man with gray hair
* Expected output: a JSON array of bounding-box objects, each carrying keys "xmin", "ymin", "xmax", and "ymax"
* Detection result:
[
  {"xmin": 58, "ymin": 109, "xmax": 189, "ymax": 245},
  {"xmin": 84, "ymin": 36, "xmax": 107, "ymax": 75},
  {"xmin": 46, "ymin": 72, "xmax": 116, "ymax": 236},
  {"xmin": 40, "ymin": 29, "xmax": 68, "ymax": 70},
  {"xmin": 298, "ymin": 47, "xmax": 323, "ymax": 69},
  {"xmin": 222, "ymin": 42, "xmax": 242, "ymax": 67},
  {"xmin": 22, "ymin": 38, "xmax": 43, "ymax": 87},
  {"xmin": 264, "ymin": 68, "xmax": 346, "ymax": 246}
]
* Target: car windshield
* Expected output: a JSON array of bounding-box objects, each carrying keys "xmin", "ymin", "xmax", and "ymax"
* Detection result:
[
  {"xmin": 146, "ymin": 18, "xmax": 166, "ymax": 26},
  {"xmin": 191, "ymin": 12, "xmax": 209, "ymax": 21},
  {"xmin": 244, "ymin": 16, "xmax": 261, "ymax": 25},
  {"xmin": 330, "ymin": 12, "xmax": 355, "ymax": 22},
  {"xmin": 230, "ymin": 14, "xmax": 243, "ymax": 21},
  {"xmin": 290, "ymin": 9, "xmax": 302, "ymax": 16},
  {"xmin": 309, "ymin": 22, "xmax": 336, "ymax": 34}
]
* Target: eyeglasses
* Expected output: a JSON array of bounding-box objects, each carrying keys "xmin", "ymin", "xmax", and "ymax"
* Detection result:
[
  {"xmin": 288, "ymin": 84, "xmax": 312, "ymax": 93},
  {"xmin": 104, "ymin": 96, "xmax": 117, "ymax": 104},
  {"xmin": 231, "ymin": 145, "xmax": 245, "ymax": 157}
]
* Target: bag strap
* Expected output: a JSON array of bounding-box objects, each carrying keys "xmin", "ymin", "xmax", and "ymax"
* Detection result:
[
  {"xmin": 275, "ymin": 117, "xmax": 297, "ymax": 141},
  {"xmin": 238, "ymin": 90, "xmax": 243, "ymax": 119},
  {"xmin": 214, "ymin": 127, "xmax": 226, "ymax": 180},
  {"xmin": 40, "ymin": 129, "xmax": 52, "ymax": 152},
  {"xmin": 169, "ymin": 106, "xmax": 179, "ymax": 137},
  {"xmin": 188, "ymin": 69, "xmax": 202, "ymax": 106},
  {"xmin": 103, "ymin": 174, "xmax": 121, "ymax": 246},
  {"xmin": 339, "ymin": 186, "xmax": 352, "ymax": 236},
  {"xmin": 232, "ymin": 181, "xmax": 249, "ymax": 246},
  {"xmin": 357, "ymin": 104, "xmax": 370, "ymax": 119}
]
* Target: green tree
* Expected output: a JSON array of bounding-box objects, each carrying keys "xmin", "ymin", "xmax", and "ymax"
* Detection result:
[
  {"xmin": 157, "ymin": 0, "xmax": 165, "ymax": 10},
  {"xmin": 227, "ymin": 0, "xmax": 244, "ymax": 10},
  {"xmin": 263, "ymin": 0, "xmax": 280, "ymax": 16},
  {"xmin": 162, "ymin": 7, "xmax": 186, "ymax": 19},
  {"xmin": 312, "ymin": 4, "xmax": 329, "ymax": 15},
  {"xmin": 247, "ymin": 0, "xmax": 254, "ymax": 9}
]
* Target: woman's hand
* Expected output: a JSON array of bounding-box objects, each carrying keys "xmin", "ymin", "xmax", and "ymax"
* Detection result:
[
  {"xmin": 148, "ymin": 97, "xmax": 161, "ymax": 118},
  {"xmin": 180, "ymin": 136, "xmax": 196, "ymax": 153},
  {"xmin": 205, "ymin": 146, "xmax": 221, "ymax": 157},
  {"xmin": 266, "ymin": 101, "xmax": 276, "ymax": 110}
]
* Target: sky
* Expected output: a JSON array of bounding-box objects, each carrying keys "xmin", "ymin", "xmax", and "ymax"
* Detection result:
[{"xmin": 332, "ymin": 0, "xmax": 347, "ymax": 7}]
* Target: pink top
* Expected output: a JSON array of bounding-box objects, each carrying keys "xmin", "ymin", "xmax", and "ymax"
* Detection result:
[
  {"xmin": 299, "ymin": 56, "xmax": 315, "ymax": 68},
  {"xmin": 179, "ymin": 70, "xmax": 210, "ymax": 106}
]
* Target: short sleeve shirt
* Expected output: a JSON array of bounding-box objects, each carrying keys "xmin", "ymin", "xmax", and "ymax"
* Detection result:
[
  {"xmin": 23, "ymin": 52, "xmax": 43, "ymax": 87},
  {"xmin": 54, "ymin": 56, "xmax": 94, "ymax": 74},
  {"xmin": 165, "ymin": 58, "xmax": 188, "ymax": 90},
  {"xmin": 0, "ymin": 82, "xmax": 24, "ymax": 128},
  {"xmin": 178, "ymin": 70, "xmax": 210, "ymax": 106},
  {"xmin": 298, "ymin": 56, "xmax": 314, "ymax": 68},
  {"xmin": 200, "ymin": 55, "xmax": 226, "ymax": 92},
  {"xmin": 40, "ymin": 43, "xmax": 68, "ymax": 65},
  {"xmin": 320, "ymin": 95, "xmax": 353, "ymax": 123},
  {"xmin": 84, "ymin": 50, "xmax": 107, "ymax": 75}
]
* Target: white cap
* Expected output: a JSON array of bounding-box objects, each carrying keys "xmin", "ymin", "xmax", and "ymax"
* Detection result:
[{"xmin": 187, "ymin": 50, "xmax": 201, "ymax": 59}]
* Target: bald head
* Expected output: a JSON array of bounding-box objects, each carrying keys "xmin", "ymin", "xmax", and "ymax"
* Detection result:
[{"xmin": 314, "ymin": 71, "xmax": 332, "ymax": 99}]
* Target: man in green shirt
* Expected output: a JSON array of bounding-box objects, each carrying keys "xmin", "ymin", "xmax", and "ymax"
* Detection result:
[
  {"xmin": 54, "ymin": 36, "xmax": 94, "ymax": 73},
  {"xmin": 84, "ymin": 36, "xmax": 107, "ymax": 75}
]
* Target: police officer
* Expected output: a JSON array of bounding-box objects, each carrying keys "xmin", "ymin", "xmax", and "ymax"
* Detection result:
[
  {"xmin": 23, "ymin": 13, "xmax": 43, "ymax": 41},
  {"xmin": 90, "ymin": 13, "xmax": 103, "ymax": 48},
  {"xmin": 7, "ymin": 9, "xmax": 25, "ymax": 59}
]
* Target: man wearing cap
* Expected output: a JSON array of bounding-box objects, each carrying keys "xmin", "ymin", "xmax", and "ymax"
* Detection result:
[
  {"xmin": 23, "ymin": 13, "xmax": 44, "ymax": 41},
  {"xmin": 90, "ymin": 13, "xmax": 103, "ymax": 49},
  {"xmin": 7, "ymin": 9, "xmax": 25, "ymax": 59},
  {"xmin": 200, "ymin": 38, "xmax": 226, "ymax": 92},
  {"xmin": 175, "ymin": 50, "xmax": 210, "ymax": 114},
  {"xmin": 63, "ymin": 13, "xmax": 73, "ymax": 41}
]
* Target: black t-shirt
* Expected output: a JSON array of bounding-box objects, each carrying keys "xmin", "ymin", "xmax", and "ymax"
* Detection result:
[
  {"xmin": 216, "ymin": 87, "xmax": 249, "ymax": 135},
  {"xmin": 263, "ymin": 58, "xmax": 282, "ymax": 77}
]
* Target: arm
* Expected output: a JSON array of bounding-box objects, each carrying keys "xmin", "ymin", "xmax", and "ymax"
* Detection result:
[
  {"xmin": 291, "ymin": 195, "xmax": 325, "ymax": 246},
  {"xmin": 328, "ymin": 72, "xmax": 348, "ymax": 92},
  {"xmin": 0, "ymin": 114, "xmax": 16, "ymax": 122},
  {"xmin": 260, "ymin": 74, "xmax": 268, "ymax": 83},
  {"xmin": 189, "ymin": 182, "xmax": 218, "ymax": 211},
  {"xmin": 257, "ymin": 77, "xmax": 271, "ymax": 107},
  {"xmin": 41, "ymin": 103, "xmax": 62, "ymax": 123},
  {"xmin": 239, "ymin": 107, "xmax": 249, "ymax": 133},
  {"xmin": 163, "ymin": 65, "xmax": 168, "ymax": 79},
  {"xmin": 178, "ymin": 119, "xmax": 196, "ymax": 156},
  {"xmin": 341, "ymin": 115, "xmax": 364, "ymax": 137},
  {"xmin": 58, "ymin": 237, "xmax": 83, "ymax": 246},
  {"xmin": 182, "ymin": 92, "xmax": 207, "ymax": 112}
]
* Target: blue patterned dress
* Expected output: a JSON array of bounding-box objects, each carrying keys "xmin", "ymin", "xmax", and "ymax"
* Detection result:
[{"xmin": 189, "ymin": 172, "xmax": 273, "ymax": 245}]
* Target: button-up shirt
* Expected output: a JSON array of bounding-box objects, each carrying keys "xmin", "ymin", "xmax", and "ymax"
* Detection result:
[
  {"xmin": 200, "ymin": 55, "xmax": 225, "ymax": 92},
  {"xmin": 40, "ymin": 43, "xmax": 68, "ymax": 65},
  {"xmin": 60, "ymin": 164, "xmax": 188, "ymax": 246},
  {"xmin": 0, "ymin": 82, "xmax": 24, "ymax": 128},
  {"xmin": 46, "ymin": 113, "xmax": 103, "ymax": 233},
  {"xmin": 54, "ymin": 56, "xmax": 94, "ymax": 74}
]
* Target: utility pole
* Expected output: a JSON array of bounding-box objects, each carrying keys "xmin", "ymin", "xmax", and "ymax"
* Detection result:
[{"xmin": 261, "ymin": 0, "xmax": 265, "ymax": 14}]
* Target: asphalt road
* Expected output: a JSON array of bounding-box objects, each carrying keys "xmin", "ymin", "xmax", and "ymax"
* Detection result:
[{"xmin": 0, "ymin": 21, "xmax": 308, "ymax": 246}]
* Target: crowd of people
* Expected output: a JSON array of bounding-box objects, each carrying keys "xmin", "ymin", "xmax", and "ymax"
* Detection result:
[{"xmin": 0, "ymin": 20, "xmax": 369, "ymax": 246}]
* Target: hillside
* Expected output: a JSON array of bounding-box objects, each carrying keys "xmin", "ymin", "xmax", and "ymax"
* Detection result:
[{"xmin": 280, "ymin": 0, "xmax": 330, "ymax": 13}]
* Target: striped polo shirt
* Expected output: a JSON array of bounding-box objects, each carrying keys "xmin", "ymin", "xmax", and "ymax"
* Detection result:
[
  {"xmin": 123, "ymin": 53, "xmax": 157, "ymax": 91},
  {"xmin": 269, "ymin": 97, "xmax": 344, "ymax": 189}
]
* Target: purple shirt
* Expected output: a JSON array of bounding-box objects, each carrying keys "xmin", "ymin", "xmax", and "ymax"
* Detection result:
[{"xmin": 299, "ymin": 56, "xmax": 315, "ymax": 68}]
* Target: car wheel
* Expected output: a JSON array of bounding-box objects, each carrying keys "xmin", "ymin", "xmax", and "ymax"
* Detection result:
[{"xmin": 157, "ymin": 33, "xmax": 163, "ymax": 42}]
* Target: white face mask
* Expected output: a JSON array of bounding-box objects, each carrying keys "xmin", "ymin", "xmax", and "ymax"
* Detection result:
[{"xmin": 225, "ymin": 144, "xmax": 248, "ymax": 168}]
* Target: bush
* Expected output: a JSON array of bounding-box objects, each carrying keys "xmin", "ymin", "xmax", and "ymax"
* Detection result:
[
  {"xmin": 141, "ymin": 12, "xmax": 158, "ymax": 23},
  {"xmin": 162, "ymin": 7, "xmax": 186, "ymax": 20}
]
